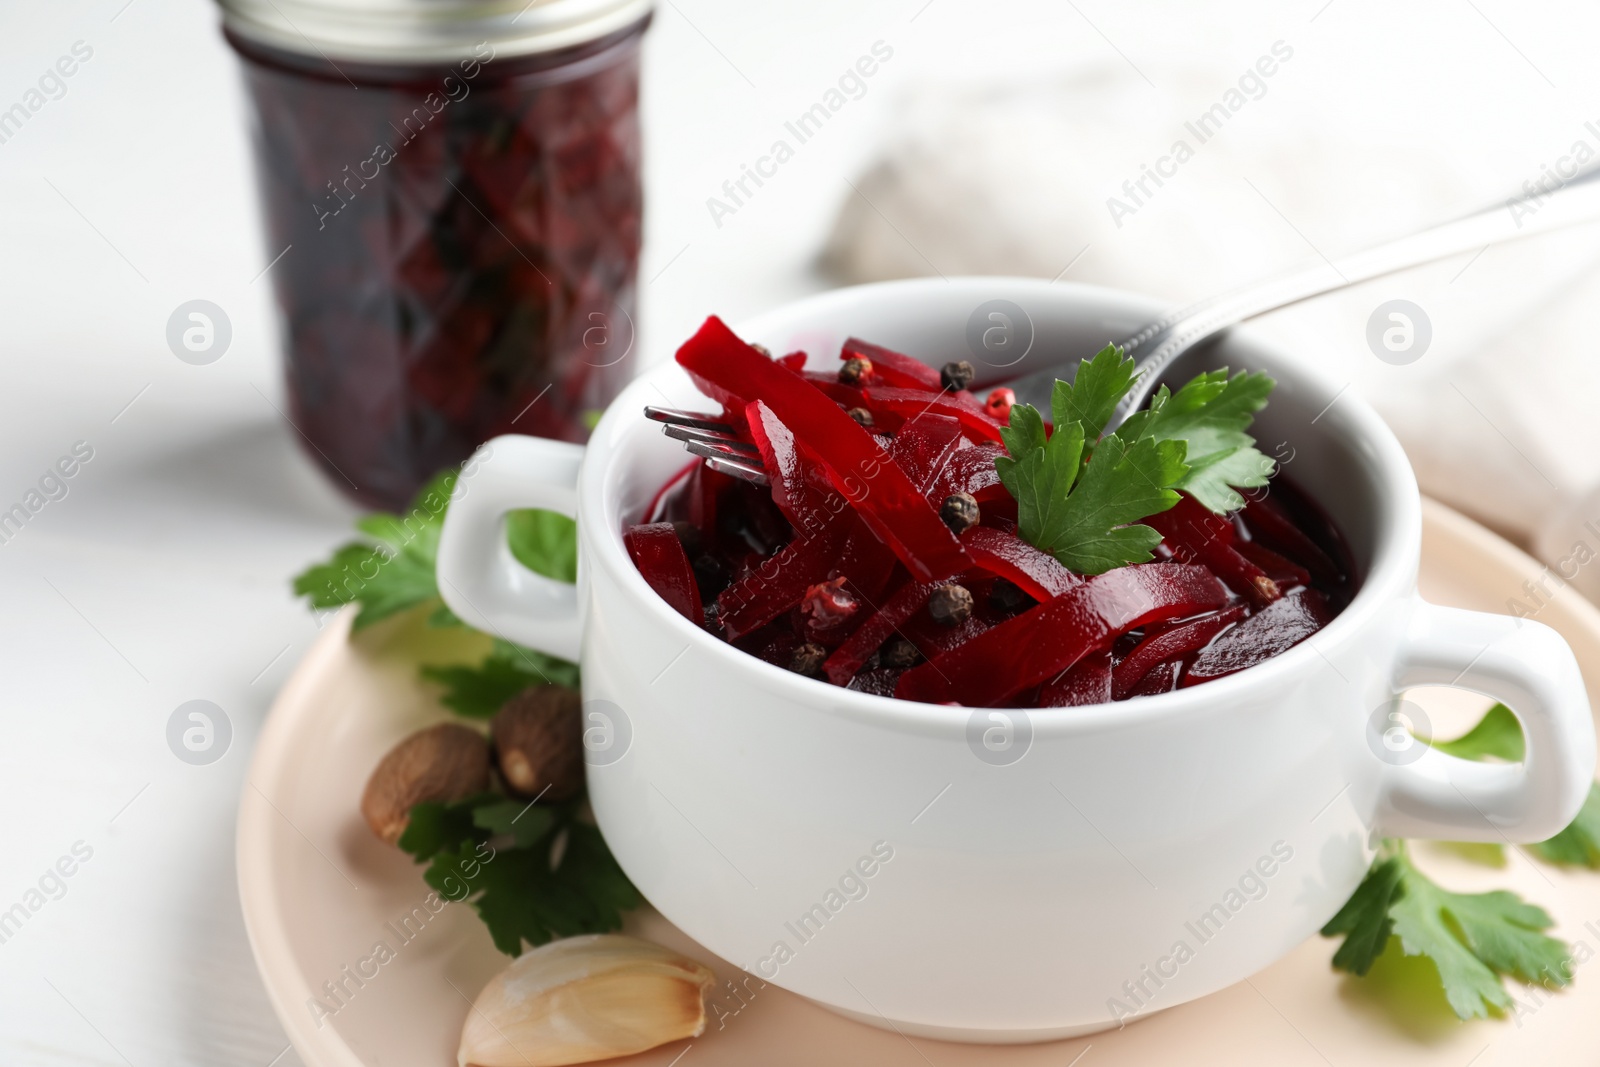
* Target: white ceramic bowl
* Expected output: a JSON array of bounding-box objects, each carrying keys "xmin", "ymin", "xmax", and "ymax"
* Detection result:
[{"xmin": 436, "ymin": 278, "xmax": 1594, "ymax": 1042}]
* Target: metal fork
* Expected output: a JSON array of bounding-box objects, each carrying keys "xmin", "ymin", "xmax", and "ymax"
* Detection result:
[
  {"xmin": 649, "ymin": 166, "xmax": 1600, "ymax": 477},
  {"xmin": 645, "ymin": 405, "xmax": 770, "ymax": 484}
]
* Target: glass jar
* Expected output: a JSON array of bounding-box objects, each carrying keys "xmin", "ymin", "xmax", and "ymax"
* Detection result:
[{"xmin": 218, "ymin": 0, "xmax": 651, "ymax": 509}]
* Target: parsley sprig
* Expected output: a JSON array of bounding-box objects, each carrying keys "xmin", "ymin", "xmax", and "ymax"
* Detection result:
[
  {"xmin": 1323, "ymin": 703, "xmax": 1600, "ymax": 1017},
  {"xmin": 399, "ymin": 794, "xmax": 640, "ymax": 955},
  {"xmin": 996, "ymin": 344, "xmax": 1276, "ymax": 574},
  {"xmin": 293, "ymin": 471, "xmax": 638, "ymax": 957}
]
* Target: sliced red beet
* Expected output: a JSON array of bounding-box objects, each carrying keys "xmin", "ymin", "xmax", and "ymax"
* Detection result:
[
  {"xmin": 864, "ymin": 386, "xmax": 1004, "ymax": 443},
  {"xmin": 832, "ymin": 517, "xmax": 901, "ymax": 606},
  {"xmin": 841, "ymin": 337, "xmax": 943, "ymax": 390},
  {"xmin": 845, "ymin": 668, "xmax": 903, "ymax": 696},
  {"xmin": 1127, "ymin": 660, "xmax": 1183, "ymax": 697},
  {"xmin": 715, "ymin": 520, "xmax": 848, "ymax": 639},
  {"xmin": 1241, "ymin": 493, "xmax": 1343, "ymax": 588},
  {"xmin": 1236, "ymin": 539, "xmax": 1311, "ymax": 588},
  {"xmin": 643, "ymin": 460, "xmax": 696, "ymax": 524},
  {"xmin": 896, "ymin": 563, "xmax": 1228, "ymax": 706},
  {"xmin": 1185, "ymin": 589, "xmax": 1332, "ymax": 684},
  {"xmin": 933, "ymin": 441, "xmax": 1009, "ymax": 503},
  {"xmin": 677, "ymin": 317, "xmax": 971, "ymax": 582},
  {"xmin": 1038, "ymin": 648, "xmax": 1112, "ymax": 707},
  {"xmin": 891, "ymin": 412, "xmax": 967, "ymax": 495},
  {"xmin": 1147, "ymin": 495, "xmax": 1281, "ymax": 608},
  {"xmin": 822, "ymin": 574, "xmax": 947, "ymax": 685},
  {"xmin": 961, "ymin": 526, "xmax": 1081, "ymax": 600},
  {"xmin": 1111, "ymin": 605, "xmax": 1247, "ymax": 699},
  {"xmin": 777, "ymin": 351, "xmax": 808, "ymax": 372},
  {"xmin": 624, "ymin": 523, "xmax": 702, "ymax": 623},
  {"xmin": 745, "ymin": 400, "xmax": 846, "ymax": 537}
]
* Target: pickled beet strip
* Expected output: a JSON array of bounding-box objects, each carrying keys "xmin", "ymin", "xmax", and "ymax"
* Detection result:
[
  {"xmin": 1038, "ymin": 648, "xmax": 1112, "ymax": 707},
  {"xmin": 624, "ymin": 523, "xmax": 702, "ymax": 624},
  {"xmin": 715, "ymin": 521, "xmax": 848, "ymax": 639},
  {"xmin": 745, "ymin": 400, "xmax": 846, "ymax": 537},
  {"xmin": 961, "ymin": 526, "xmax": 1081, "ymax": 600},
  {"xmin": 823, "ymin": 576, "xmax": 946, "ymax": 685},
  {"xmin": 799, "ymin": 372, "xmax": 870, "ymax": 409},
  {"xmin": 864, "ymin": 386, "xmax": 1004, "ymax": 443},
  {"xmin": 1111, "ymin": 604, "xmax": 1246, "ymax": 700},
  {"xmin": 896, "ymin": 563, "xmax": 1228, "ymax": 707},
  {"xmin": 677, "ymin": 317, "xmax": 971, "ymax": 582},
  {"xmin": 777, "ymin": 351, "xmax": 808, "ymax": 372},
  {"xmin": 1240, "ymin": 493, "xmax": 1342, "ymax": 587},
  {"xmin": 1128, "ymin": 660, "xmax": 1183, "ymax": 697},
  {"xmin": 644, "ymin": 459, "xmax": 696, "ymax": 524},
  {"xmin": 933, "ymin": 441, "xmax": 1009, "ymax": 503},
  {"xmin": 1236, "ymin": 540, "xmax": 1311, "ymax": 588},
  {"xmin": 891, "ymin": 412, "xmax": 966, "ymax": 494},
  {"xmin": 832, "ymin": 517, "xmax": 900, "ymax": 606},
  {"xmin": 1147, "ymin": 495, "xmax": 1281, "ymax": 608},
  {"xmin": 846, "ymin": 668, "xmax": 903, "ymax": 696},
  {"xmin": 841, "ymin": 337, "xmax": 943, "ymax": 390},
  {"xmin": 904, "ymin": 608, "xmax": 995, "ymax": 660},
  {"xmin": 1185, "ymin": 589, "xmax": 1332, "ymax": 685},
  {"xmin": 688, "ymin": 462, "xmax": 730, "ymax": 534}
]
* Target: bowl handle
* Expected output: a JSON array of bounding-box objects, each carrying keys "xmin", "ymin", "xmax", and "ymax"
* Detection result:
[
  {"xmin": 436, "ymin": 434, "xmax": 585, "ymax": 663},
  {"xmin": 1376, "ymin": 600, "xmax": 1596, "ymax": 842}
]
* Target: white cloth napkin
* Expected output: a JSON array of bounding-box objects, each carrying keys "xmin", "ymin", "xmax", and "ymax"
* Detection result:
[{"xmin": 822, "ymin": 64, "xmax": 1600, "ymax": 603}]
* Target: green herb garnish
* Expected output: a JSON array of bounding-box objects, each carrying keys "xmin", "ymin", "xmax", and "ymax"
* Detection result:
[
  {"xmin": 399, "ymin": 793, "xmax": 640, "ymax": 956},
  {"xmin": 1322, "ymin": 701, "xmax": 1600, "ymax": 1017},
  {"xmin": 1322, "ymin": 841, "xmax": 1571, "ymax": 1019},
  {"xmin": 995, "ymin": 344, "xmax": 1276, "ymax": 574}
]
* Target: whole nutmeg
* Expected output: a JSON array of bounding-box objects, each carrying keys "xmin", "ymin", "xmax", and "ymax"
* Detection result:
[
  {"xmin": 940, "ymin": 360, "xmax": 975, "ymax": 392},
  {"xmin": 838, "ymin": 356, "xmax": 873, "ymax": 386},
  {"xmin": 928, "ymin": 583, "xmax": 974, "ymax": 627},
  {"xmin": 361, "ymin": 723, "xmax": 491, "ymax": 845},
  {"xmin": 940, "ymin": 491, "xmax": 980, "ymax": 535},
  {"xmin": 493, "ymin": 686, "xmax": 585, "ymax": 802}
]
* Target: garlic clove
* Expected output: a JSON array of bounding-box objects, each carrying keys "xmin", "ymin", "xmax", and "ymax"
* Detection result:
[{"xmin": 458, "ymin": 934, "xmax": 715, "ymax": 1067}]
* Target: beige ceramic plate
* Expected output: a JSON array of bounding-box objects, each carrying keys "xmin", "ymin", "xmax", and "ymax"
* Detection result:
[{"xmin": 240, "ymin": 499, "xmax": 1600, "ymax": 1067}]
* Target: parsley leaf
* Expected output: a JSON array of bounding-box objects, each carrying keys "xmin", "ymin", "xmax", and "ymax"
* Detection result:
[
  {"xmin": 292, "ymin": 472, "xmax": 457, "ymax": 630},
  {"xmin": 1050, "ymin": 344, "xmax": 1138, "ymax": 453},
  {"xmin": 1323, "ymin": 842, "xmax": 1571, "ymax": 1019},
  {"xmin": 996, "ymin": 417, "xmax": 1187, "ymax": 575},
  {"xmin": 399, "ymin": 793, "xmax": 640, "ymax": 957},
  {"xmin": 1120, "ymin": 368, "xmax": 1276, "ymax": 514},
  {"xmin": 421, "ymin": 639, "xmax": 580, "ymax": 717},
  {"xmin": 996, "ymin": 346, "xmax": 1279, "ymax": 574},
  {"xmin": 292, "ymin": 470, "xmax": 581, "ymax": 628},
  {"xmin": 1429, "ymin": 703, "xmax": 1600, "ymax": 868}
]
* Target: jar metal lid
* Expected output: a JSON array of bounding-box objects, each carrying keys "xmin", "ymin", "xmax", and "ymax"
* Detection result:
[{"xmin": 216, "ymin": 0, "xmax": 653, "ymax": 63}]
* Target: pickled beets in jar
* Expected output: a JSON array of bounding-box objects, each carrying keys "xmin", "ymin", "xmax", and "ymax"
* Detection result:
[{"xmin": 218, "ymin": 0, "xmax": 652, "ymax": 508}]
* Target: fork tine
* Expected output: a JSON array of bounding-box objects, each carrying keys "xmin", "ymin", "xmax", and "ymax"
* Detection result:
[
  {"xmin": 644, "ymin": 405, "xmax": 734, "ymax": 433},
  {"xmin": 661, "ymin": 423, "xmax": 760, "ymax": 454},
  {"xmin": 684, "ymin": 440, "xmax": 769, "ymax": 484}
]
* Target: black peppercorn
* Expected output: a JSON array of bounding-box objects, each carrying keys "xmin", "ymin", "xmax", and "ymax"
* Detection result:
[
  {"xmin": 847, "ymin": 406, "xmax": 875, "ymax": 427},
  {"xmin": 879, "ymin": 635, "xmax": 922, "ymax": 668},
  {"xmin": 928, "ymin": 583, "xmax": 974, "ymax": 627},
  {"xmin": 940, "ymin": 360, "xmax": 975, "ymax": 392},
  {"xmin": 839, "ymin": 356, "xmax": 873, "ymax": 386},
  {"xmin": 751, "ymin": 343, "xmax": 773, "ymax": 358},
  {"xmin": 989, "ymin": 576, "xmax": 1029, "ymax": 612},
  {"xmin": 789, "ymin": 641, "xmax": 828, "ymax": 677},
  {"xmin": 940, "ymin": 491, "xmax": 980, "ymax": 534}
]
